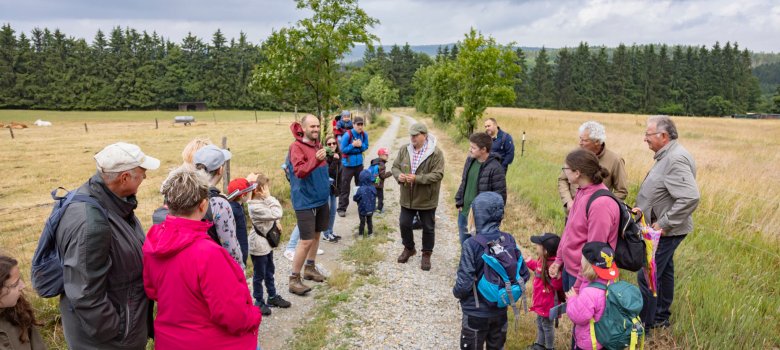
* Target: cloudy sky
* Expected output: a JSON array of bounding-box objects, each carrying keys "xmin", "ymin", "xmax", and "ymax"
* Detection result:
[{"xmin": 1, "ymin": 0, "xmax": 779, "ymax": 52}]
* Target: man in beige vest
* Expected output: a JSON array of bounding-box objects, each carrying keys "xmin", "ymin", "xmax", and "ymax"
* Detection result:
[{"xmin": 557, "ymin": 121, "xmax": 628, "ymax": 213}]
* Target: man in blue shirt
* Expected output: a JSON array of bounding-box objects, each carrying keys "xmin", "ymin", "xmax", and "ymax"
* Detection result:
[
  {"xmin": 484, "ymin": 118, "xmax": 515, "ymax": 172},
  {"xmin": 337, "ymin": 116, "xmax": 369, "ymax": 216}
]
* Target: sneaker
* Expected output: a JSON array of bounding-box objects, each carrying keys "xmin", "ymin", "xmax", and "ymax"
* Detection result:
[
  {"xmin": 283, "ymin": 249, "xmax": 295, "ymax": 261},
  {"xmin": 337, "ymin": 210, "xmax": 346, "ymax": 217},
  {"xmin": 332, "ymin": 233, "xmax": 342, "ymax": 240},
  {"xmin": 317, "ymin": 249, "xmax": 324, "ymax": 255},
  {"xmin": 649, "ymin": 319, "xmax": 671, "ymax": 329},
  {"xmin": 268, "ymin": 295, "xmax": 292, "ymax": 308},
  {"xmin": 254, "ymin": 301, "xmax": 272, "ymax": 316},
  {"xmin": 322, "ymin": 234, "xmax": 339, "ymax": 243}
]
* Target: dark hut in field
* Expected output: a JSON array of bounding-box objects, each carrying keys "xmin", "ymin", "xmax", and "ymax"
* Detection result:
[{"xmin": 178, "ymin": 102, "xmax": 207, "ymax": 111}]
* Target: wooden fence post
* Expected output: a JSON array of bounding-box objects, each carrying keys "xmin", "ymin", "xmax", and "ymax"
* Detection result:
[
  {"xmin": 9, "ymin": 127, "xmax": 14, "ymax": 139},
  {"xmin": 155, "ymin": 118, "xmax": 159, "ymax": 129},
  {"xmin": 84, "ymin": 123, "xmax": 88, "ymax": 133},
  {"xmin": 222, "ymin": 136, "xmax": 230, "ymax": 194},
  {"xmin": 255, "ymin": 110, "xmax": 258, "ymax": 123}
]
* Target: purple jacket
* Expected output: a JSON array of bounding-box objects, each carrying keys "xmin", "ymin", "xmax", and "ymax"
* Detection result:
[{"xmin": 566, "ymin": 279, "xmax": 609, "ymax": 350}]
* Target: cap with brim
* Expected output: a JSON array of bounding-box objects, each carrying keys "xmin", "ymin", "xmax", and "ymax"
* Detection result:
[
  {"xmin": 354, "ymin": 116, "xmax": 364, "ymax": 124},
  {"xmin": 530, "ymin": 233, "xmax": 561, "ymax": 254},
  {"xmin": 193, "ymin": 145, "xmax": 232, "ymax": 172},
  {"xmin": 582, "ymin": 241, "xmax": 619, "ymax": 280},
  {"xmin": 409, "ymin": 123, "xmax": 428, "ymax": 136},
  {"xmin": 95, "ymin": 142, "xmax": 160, "ymax": 173}
]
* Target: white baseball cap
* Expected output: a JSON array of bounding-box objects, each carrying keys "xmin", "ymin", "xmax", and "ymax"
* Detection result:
[{"xmin": 94, "ymin": 142, "xmax": 160, "ymax": 173}]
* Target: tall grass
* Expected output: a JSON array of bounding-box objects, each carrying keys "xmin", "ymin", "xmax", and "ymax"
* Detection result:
[{"xmin": 422, "ymin": 106, "xmax": 780, "ymax": 348}]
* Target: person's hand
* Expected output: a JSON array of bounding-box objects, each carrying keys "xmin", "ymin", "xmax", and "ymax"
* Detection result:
[
  {"xmin": 406, "ymin": 174, "xmax": 416, "ymax": 183},
  {"xmin": 565, "ymin": 289, "xmax": 577, "ymax": 299},
  {"xmin": 246, "ymin": 172, "xmax": 259, "ymax": 183},
  {"xmin": 352, "ymin": 139, "xmax": 362, "ymax": 148},
  {"xmin": 315, "ymin": 148, "xmax": 326, "ymax": 161},
  {"xmin": 549, "ymin": 262, "xmax": 561, "ymax": 278},
  {"xmin": 652, "ymin": 222, "xmax": 665, "ymax": 235},
  {"xmin": 457, "ymin": 206, "xmax": 462, "ymax": 212},
  {"xmin": 565, "ymin": 200, "xmax": 573, "ymax": 213},
  {"xmin": 398, "ymin": 174, "xmax": 407, "ymax": 183},
  {"xmin": 333, "ymin": 153, "xmax": 340, "ymax": 159}
]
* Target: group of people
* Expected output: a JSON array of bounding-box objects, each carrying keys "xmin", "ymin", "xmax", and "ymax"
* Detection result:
[
  {"xmin": 0, "ymin": 112, "xmax": 699, "ymax": 350},
  {"xmin": 452, "ymin": 115, "xmax": 700, "ymax": 350}
]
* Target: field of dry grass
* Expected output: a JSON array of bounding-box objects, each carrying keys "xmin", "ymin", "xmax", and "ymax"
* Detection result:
[
  {"xmin": 406, "ymin": 106, "xmax": 780, "ymax": 349},
  {"xmin": 0, "ymin": 109, "xmax": 384, "ymax": 349}
]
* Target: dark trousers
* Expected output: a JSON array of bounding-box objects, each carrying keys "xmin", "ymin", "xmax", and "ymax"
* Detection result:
[
  {"xmin": 251, "ymin": 252, "xmax": 276, "ymax": 305},
  {"xmin": 376, "ymin": 188, "xmax": 385, "ymax": 211},
  {"xmin": 337, "ymin": 165, "xmax": 363, "ymax": 212},
  {"xmin": 399, "ymin": 207, "xmax": 436, "ymax": 252},
  {"xmin": 638, "ymin": 235, "xmax": 686, "ymax": 326},
  {"xmin": 359, "ymin": 214, "xmax": 374, "ymax": 236},
  {"xmin": 460, "ymin": 313, "xmax": 508, "ymax": 350},
  {"xmin": 562, "ymin": 269, "xmax": 578, "ymax": 349}
]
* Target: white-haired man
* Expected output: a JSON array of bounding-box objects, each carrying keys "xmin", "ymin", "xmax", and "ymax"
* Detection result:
[
  {"xmin": 557, "ymin": 121, "xmax": 628, "ymax": 213},
  {"xmin": 56, "ymin": 142, "xmax": 159, "ymax": 349}
]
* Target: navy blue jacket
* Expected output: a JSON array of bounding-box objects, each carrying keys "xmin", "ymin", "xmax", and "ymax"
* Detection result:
[
  {"xmin": 228, "ymin": 201, "xmax": 248, "ymax": 264},
  {"xmin": 453, "ymin": 192, "xmax": 530, "ymax": 317},
  {"xmin": 490, "ymin": 128, "xmax": 515, "ymax": 170},
  {"xmin": 353, "ymin": 170, "xmax": 377, "ymax": 216}
]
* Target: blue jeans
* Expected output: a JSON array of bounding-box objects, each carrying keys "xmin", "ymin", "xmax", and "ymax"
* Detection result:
[
  {"xmin": 286, "ymin": 225, "xmax": 300, "ymax": 250},
  {"xmin": 562, "ymin": 269, "xmax": 578, "ymax": 292},
  {"xmin": 458, "ymin": 211, "xmax": 469, "ymax": 244},
  {"xmin": 323, "ymin": 194, "xmax": 338, "ymax": 236},
  {"xmin": 251, "ymin": 252, "xmax": 277, "ymax": 305}
]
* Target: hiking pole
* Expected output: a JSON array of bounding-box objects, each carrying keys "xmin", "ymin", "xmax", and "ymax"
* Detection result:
[{"xmin": 521, "ymin": 131, "xmax": 526, "ymax": 157}]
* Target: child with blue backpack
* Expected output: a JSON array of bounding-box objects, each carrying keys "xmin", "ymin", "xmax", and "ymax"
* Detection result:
[
  {"xmin": 453, "ymin": 192, "xmax": 530, "ymax": 350},
  {"xmin": 352, "ymin": 169, "xmax": 377, "ymax": 237},
  {"xmin": 566, "ymin": 242, "xmax": 644, "ymax": 350},
  {"xmin": 368, "ymin": 147, "xmax": 393, "ymax": 213}
]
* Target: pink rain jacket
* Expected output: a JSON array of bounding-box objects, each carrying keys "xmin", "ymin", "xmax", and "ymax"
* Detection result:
[
  {"xmin": 566, "ymin": 279, "xmax": 609, "ymax": 350},
  {"xmin": 527, "ymin": 257, "xmax": 563, "ymax": 318},
  {"xmin": 143, "ymin": 215, "xmax": 261, "ymax": 350}
]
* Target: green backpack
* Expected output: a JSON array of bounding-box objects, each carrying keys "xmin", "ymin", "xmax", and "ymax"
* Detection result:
[{"xmin": 588, "ymin": 281, "xmax": 645, "ymax": 350}]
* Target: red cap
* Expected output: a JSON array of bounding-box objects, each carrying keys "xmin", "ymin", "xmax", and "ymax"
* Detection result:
[
  {"xmin": 378, "ymin": 147, "xmax": 389, "ymax": 156},
  {"xmin": 228, "ymin": 178, "xmax": 251, "ymax": 200}
]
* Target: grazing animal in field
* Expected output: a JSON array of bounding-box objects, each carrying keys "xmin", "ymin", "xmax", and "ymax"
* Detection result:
[{"xmin": 34, "ymin": 119, "xmax": 53, "ymax": 127}]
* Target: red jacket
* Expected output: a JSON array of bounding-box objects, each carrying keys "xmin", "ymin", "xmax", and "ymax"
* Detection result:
[
  {"xmin": 527, "ymin": 257, "xmax": 563, "ymax": 317},
  {"xmin": 143, "ymin": 216, "xmax": 261, "ymax": 350}
]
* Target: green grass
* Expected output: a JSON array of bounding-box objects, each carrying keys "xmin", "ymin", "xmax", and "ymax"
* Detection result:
[{"xmin": 411, "ymin": 107, "xmax": 780, "ymax": 349}]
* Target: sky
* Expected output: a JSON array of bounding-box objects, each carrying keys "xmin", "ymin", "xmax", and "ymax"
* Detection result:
[{"xmin": 1, "ymin": 0, "xmax": 779, "ymax": 52}]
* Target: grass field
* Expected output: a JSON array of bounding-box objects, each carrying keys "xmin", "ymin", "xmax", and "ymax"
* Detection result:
[
  {"xmin": 404, "ymin": 106, "xmax": 780, "ymax": 349},
  {"xmin": 0, "ymin": 109, "xmax": 384, "ymax": 349}
]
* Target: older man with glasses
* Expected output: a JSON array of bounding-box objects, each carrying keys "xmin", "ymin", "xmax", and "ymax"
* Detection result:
[{"xmin": 337, "ymin": 116, "xmax": 369, "ymax": 217}]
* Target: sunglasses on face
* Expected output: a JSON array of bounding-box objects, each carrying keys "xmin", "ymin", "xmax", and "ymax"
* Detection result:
[{"xmin": 327, "ymin": 142, "xmax": 337, "ymax": 146}]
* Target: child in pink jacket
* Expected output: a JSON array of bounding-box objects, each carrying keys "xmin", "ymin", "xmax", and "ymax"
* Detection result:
[
  {"xmin": 526, "ymin": 233, "xmax": 563, "ymax": 350},
  {"xmin": 565, "ymin": 242, "xmax": 619, "ymax": 350},
  {"xmin": 143, "ymin": 167, "xmax": 261, "ymax": 349}
]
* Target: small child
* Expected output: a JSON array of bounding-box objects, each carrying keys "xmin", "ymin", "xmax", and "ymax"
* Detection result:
[
  {"xmin": 353, "ymin": 169, "xmax": 377, "ymax": 237},
  {"xmin": 526, "ymin": 233, "xmax": 564, "ymax": 350},
  {"xmin": 246, "ymin": 173, "xmax": 291, "ymax": 315},
  {"xmin": 566, "ymin": 242, "xmax": 620, "ymax": 350},
  {"xmin": 368, "ymin": 148, "xmax": 393, "ymax": 213},
  {"xmin": 227, "ymin": 178, "xmax": 257, "ymax": 266}
]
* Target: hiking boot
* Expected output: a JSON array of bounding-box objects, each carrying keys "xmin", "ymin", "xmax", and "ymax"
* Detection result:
[
  {"xmin": 289, "ymin": 275, "xmax": 311, "ymax": 296},
  {"xmin": 260, "ymin": 304, "xmax": 272, "ymax": 316},
  {"xmin": 649, "ymin": 319, "xmax": 670, "ymax": 329},
  {"xmin": 303, "ymin": 264, "xmax": 326, "ymax": 282},
  {"xmin": 397, "ymin": 247, "xmax": 416, "ymax": 263},
  {"xmin": 268, "ymin": 295, "xmax": 292, "ymax": 308},
  {"xmin": 421, "ymin": 251, "xmax": 432, "ymax": 271},
  {"xmin": 337, "ymin": 210, "xmax": 346, "ymax": 217}
]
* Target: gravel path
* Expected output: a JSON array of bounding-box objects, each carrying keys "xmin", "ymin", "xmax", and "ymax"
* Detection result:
[
  {"xmin": 257, "ymin": 115, "xmax": 403, "ymax": 350},
  {"xmin": 326, "ymin": 114, "xmax": 462, "ymax": 349}
]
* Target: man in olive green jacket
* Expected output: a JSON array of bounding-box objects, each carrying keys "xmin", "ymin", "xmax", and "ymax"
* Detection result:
[
  {"xmin": 391, "ymin": 123, "xmax": 445, "ymax": 271},
  {"xmin": 557, "ymin": 121, "xmax": 628, "ymax": 213}
]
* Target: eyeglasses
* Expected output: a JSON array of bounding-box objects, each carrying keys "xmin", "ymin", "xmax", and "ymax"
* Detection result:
[
  {"xmin": 644, "ymin": 132, "xmax": 663, "ymax": 138},
  {"xmin": 326, "ymin": 142, "xmax": 337, "ymax": 146},
  {"xmin": 561, "ymin": 167, "xmax": 571, "ymax": 171}
]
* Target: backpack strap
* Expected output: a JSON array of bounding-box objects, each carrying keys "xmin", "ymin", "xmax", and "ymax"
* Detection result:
[
  {"xmin": 590, "ymin": 319, "xmax": 598, "ymax": 350},
  {"xmin": 585, "ymin": 189, "xmax": 615, "ymax": 219}
]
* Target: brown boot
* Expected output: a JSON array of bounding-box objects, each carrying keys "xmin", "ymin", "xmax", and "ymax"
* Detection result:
[
  {"xmin": 421, "ymin": 251, "xmax": 432, "ymax": 271},
  {"xmin": 303, "ymin": 264, "xmax": 325, "ymax": 282},
  {"xmin": 397, "ymin": 247, "xmax": 417, "ymax": 263},
  {"xmin": 289, "ymin": 274, "xmax": 311, "ymax": 295}
]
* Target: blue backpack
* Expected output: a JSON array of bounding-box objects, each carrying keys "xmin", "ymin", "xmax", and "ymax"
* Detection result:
[
  {"xmin": 472, "ymin": 233, "xmax": 528, "ymax": 325},
  {"xmin": 31, "ymin": 187, "xmax": 107, "ymax": 298},
  {"xmin": 368, "ymin": 163, "xmax": 380, "ymax": 184}
]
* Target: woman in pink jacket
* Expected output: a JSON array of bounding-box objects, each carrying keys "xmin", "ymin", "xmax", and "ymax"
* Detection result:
[
  {"xmin": 143, "ymin": 167, "xmax": 261, "ymax": 349},
  {"xmin": 549, "ymin": 149, "xmax": 619, "ymax": 293},
  {"xmin": 566, "ymin": 242, "xmax": 620, "ymax": 350}
]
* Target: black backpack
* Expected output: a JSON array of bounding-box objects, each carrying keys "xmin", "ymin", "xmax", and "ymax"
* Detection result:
[
  {"xmin": 586, "ymin": 189, "xmax": 646, "ymax": 272},
  {"xmin": 31, "ymin": 188, "xmax": 107, "ymax": 298}
]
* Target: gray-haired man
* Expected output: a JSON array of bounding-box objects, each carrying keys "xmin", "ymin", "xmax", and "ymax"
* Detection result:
[
  {"xmin": 56, "ymin": 142, "xmax": 159, "ymax": 350},
  {"xmin": 636, "ymin": 115, "xmax": 700, "ymax": 330},
  {"xmin": 557, "ymin": 121, "xmax": 628, "ymax": 214}
]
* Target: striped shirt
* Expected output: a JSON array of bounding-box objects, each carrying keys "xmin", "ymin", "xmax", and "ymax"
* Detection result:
[{"xmin": 411, "ymin": 140, "xmax": 429, "ymax": 174}]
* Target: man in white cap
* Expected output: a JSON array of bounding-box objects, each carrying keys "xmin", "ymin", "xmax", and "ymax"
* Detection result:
[{"xmin": 56, "ymin": 142, "xmax": 159, "ymax": 350}]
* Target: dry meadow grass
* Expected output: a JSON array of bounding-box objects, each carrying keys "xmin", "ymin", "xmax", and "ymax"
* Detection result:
[
  {"xmin": 0, "ymin": 109, "xmax": 384, "ymax": 349},
  {"xmin": 404, "ymin": 106, "xmax": 780, "ymax": 349}
]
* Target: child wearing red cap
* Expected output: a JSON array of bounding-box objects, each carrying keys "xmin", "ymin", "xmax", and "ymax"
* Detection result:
[
  {"xmin": 565, "ymin": 242, "xmax": 620, "ymax": 350},
  {"xmin": 368, "ymin": 148, "xmax": 393, "ymax": 213},
  {"xmin": 227, "ymin": 178, "xmax": 256, "ymax": 266}
]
